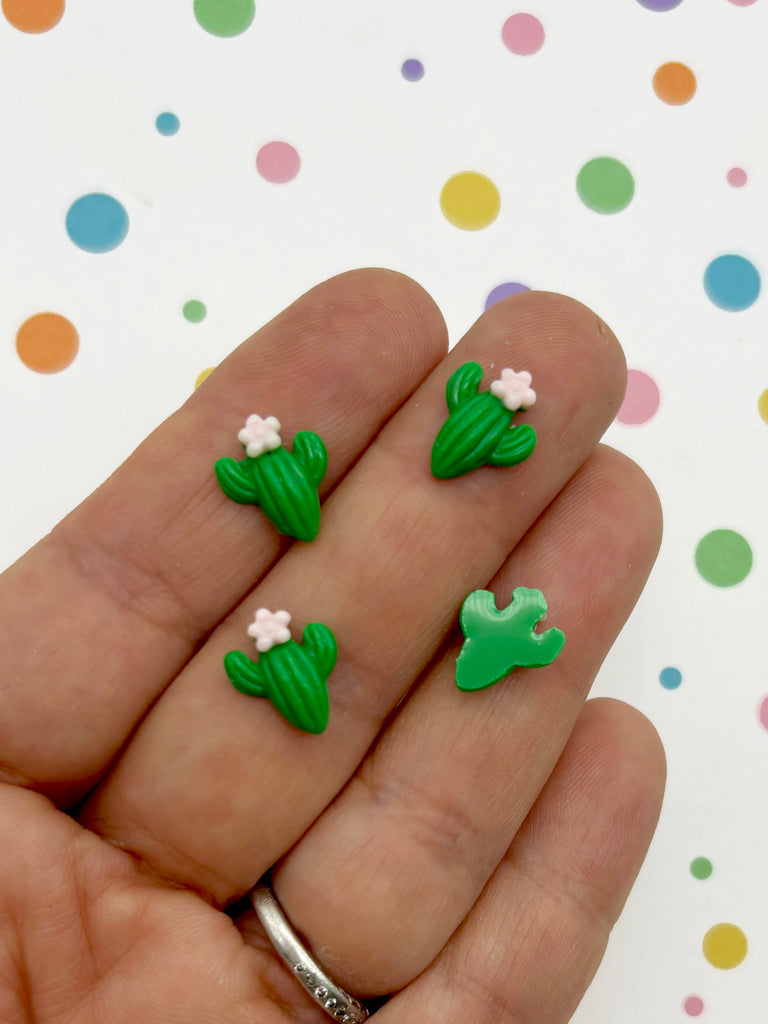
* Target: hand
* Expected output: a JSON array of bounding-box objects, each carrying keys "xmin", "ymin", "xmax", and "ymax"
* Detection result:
[{"xmin": 0, "ymin": 270, "xmax": 665, "ymax": 1023}]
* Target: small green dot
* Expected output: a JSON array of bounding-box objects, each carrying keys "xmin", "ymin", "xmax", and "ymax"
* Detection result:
[
  {"xmin": 695, "ymin": 529, "xmax": 753, "ymax": 587},
  {"xmin": 691, "ymin": 857, "xmax": 713, "ymax": 880},
  {"xmin": 576, "ymin": 156, "xmax": 635, "ymax": 214},
  {"xmin": 183, "ymin": 300, "xmax": 207, "ymax": 323},
  {"xmin": 193, "ymin": 0, "xmax": 255, "ymax": 37}
]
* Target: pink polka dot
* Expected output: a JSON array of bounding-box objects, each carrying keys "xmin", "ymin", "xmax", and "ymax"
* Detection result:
[
  {"xmin": 683, "ymin": 995, "xmax": 705, "ymax": 1016},
  {"xmin": 256, "ymin": 141, "xmax": 301, "ymax": 183},
  {"xmin": 727, "ymin": 167, "xmax": 748, "ymax": 187},
  {"xmin": 501, "ymin": 13, "xmax": 545, "ymax": 55},
  {"xmin": 617, "ymin": 369, "xmax": 661, "ymax": 425},
  {"xmin": 758, "ymin": 696, "xmax": 768, "ymax": 731},
  {"xmin": 728, "ymin": 0, "xmax": 757, "ymax": 6}
]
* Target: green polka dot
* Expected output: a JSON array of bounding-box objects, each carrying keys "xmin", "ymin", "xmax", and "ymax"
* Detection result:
[
  {"xmin": 193, "ymin": 0, "xmax": 255, "ymax": 37},
  {"xmin": 183, "ymin": 300, "xmax": 207, "ymax": 323},
  {"xmin": 695, "ymin": 529, "xmax": 752, "ymax": 587},
  {"xmin": 691, "ymin": 857, "xmax": 713, "ymax": 880},
  {"xmin": 576, "ymin": 157, "xmax": 635, "ymax": 214}
]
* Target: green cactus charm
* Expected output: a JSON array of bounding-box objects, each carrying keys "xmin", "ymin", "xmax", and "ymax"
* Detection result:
[
  {"xmin": 225, "ymin": 609, "xmax": 337, "ymax": 734},
  {"xmin": 215, "ymin": 414, "xmax": 327, "ymax": 541},
  {"xmin": 431, "ymin": 361, "xmax": 537, "ymax": 479},
  {"xmin": 455, "ymin": 587, "xmax": 564, "ymax": 692}
]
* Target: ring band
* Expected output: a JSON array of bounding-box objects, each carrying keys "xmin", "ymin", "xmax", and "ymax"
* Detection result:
[{"xmin": 250, "ymin": 882, "xmax": 369, "ymax": 1023}]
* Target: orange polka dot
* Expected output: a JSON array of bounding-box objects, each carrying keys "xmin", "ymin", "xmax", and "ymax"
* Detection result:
[
  {"xmin": 653, "ymin": 62, "xmax": 697, "ymax": 105},
  {"xmin": 2, "ymin": 0, "xmax": 65, "ymax": 33},
  {"xmin": 16, "ymin": 313, "xmax": 79, "ymax": 373}
]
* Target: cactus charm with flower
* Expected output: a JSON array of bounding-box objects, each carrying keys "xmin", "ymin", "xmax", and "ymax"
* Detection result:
[
  {"xmin": 215, "ymin": 414, "xmax": 327, "ymax": 541},
  {"xmin": 225, "ymin": 609, "xmax": 338, "ymax": 734},
  {"xmin": 431, "ymin": 361, "xmax": 537, "ymax": 479}
]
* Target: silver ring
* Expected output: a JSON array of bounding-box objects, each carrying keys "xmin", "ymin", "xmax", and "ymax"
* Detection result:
[{"xmin": 250, "ymin": 882, "xmax": 369, "ymax": 1023}]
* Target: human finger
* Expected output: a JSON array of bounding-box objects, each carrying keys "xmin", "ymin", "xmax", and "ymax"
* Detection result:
[
  {"xmin": 0, "ymin": 269, "xmax": 447, "ymax": 805},
  {"xmin": 272, "ymin": 446, "xmax": 662, "ymax": 995},
  {"xmin": 375, "ymin": 696, "xmax": 666, "ymax": 1022},
  {"xmin": 81, "ymin": 291, "xmax": 627, "ymax": 903}
]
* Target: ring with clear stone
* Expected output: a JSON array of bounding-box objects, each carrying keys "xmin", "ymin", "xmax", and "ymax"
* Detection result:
[{"xmin": 250, "ymin": 882, "xmax": 369, "ymax": 1023}]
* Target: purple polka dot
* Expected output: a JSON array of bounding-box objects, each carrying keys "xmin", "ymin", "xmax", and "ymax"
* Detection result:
[
  {"xmin": 617, "ymin": 369, "xmax": 661, "ymax": 425},
  {"xmin": 636, "ymin": 0, "xmax": 684, "ymax": 9},
  {"xmin": 485, "ymin": 282, "xmax": 531, "ymax": 310},
  {"xmin": 256, "ymin": 141, "xmax": 300, "ymax": 183},
  {"xmin": 683, "ymin": 995, "xmax": 704, "ymax": 1017},
  {"xmin": 401, "ymin": 59, "xmax": 424, "ymax": 81}
]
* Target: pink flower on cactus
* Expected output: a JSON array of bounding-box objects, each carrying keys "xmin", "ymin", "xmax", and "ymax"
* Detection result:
[
  {"xmin": 247, "ymin": 608, "xmax": 292, "ymax": 652},
  {"xmin": 490, "ymin": 369, "xmax": 536, "ymax": 411},
  {"xmin": 238, "ymin": 414, "xmax": 282, "ymax": 458}
]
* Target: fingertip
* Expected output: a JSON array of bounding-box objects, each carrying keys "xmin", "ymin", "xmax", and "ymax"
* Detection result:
[{"xmin": 480, "ymin": 289, "xmax": 628, "ymax": 429}]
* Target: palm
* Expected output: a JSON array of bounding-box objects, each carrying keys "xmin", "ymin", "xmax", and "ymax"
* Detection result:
[
  {"xmin": 0, "ymin": 271, "xmax": 664, "ymax": 1024},
  {"xmin": 1, "ymin": 788, "xmax": 279, "ymax": 1023}
]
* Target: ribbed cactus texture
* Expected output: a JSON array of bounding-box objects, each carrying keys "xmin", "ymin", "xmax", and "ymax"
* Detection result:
[
  {"xmin": 431, "ymin": 361, "xmax": 536, "ymax": 479},
  {"xmin": 215, "ymin": 430, "xmax": 327, "ymax": 541},
  {"xmin": 455, "ymin": 587, "xmax": 564, "ymax": 691},
  {"xmin": 225, "ymin": 622, "xmax": 338, "ymax": 733}
]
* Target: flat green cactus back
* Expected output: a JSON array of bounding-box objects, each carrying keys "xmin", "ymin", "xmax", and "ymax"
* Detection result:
[{"xmin": 456, "ymin": 587, "xmax": 565, "ymax": 691}]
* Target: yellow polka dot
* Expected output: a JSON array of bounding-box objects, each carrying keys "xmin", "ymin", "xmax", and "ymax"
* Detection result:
[
  {"xmin": 758, "ymin": 388, "xmax": 768, "ymax": 424},
  {"xmin": 194, "ymin": 367, "xmax": 215, "ymax": 390},
  {"xmin": 440, "ymin": 172, "xmax": 501, "ymax": 230},
  {"xmin": 702, "ymin": 923, "xmax": 748, "ymax": 969}
]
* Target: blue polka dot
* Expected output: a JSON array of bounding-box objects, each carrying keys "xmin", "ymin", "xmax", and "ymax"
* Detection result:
[
  {"xmin": 401, "ymin": 59, "xmax": 424, "ymax": 81},
  {"xmin": 660, "ymin": 666, "xmax": 682, "ymax": 690},
  {"xmin": 65, "ymin": 193, "xmax": 129, "ymax": 253},
  {"xmin": 485, "ymin": 282, "xmax": 531, "ymax": 310},
  {"xmin": 156, "ymin": 111, "xmax": 180, "ymax": 136},
  {"xmin": 704, "ymin": 255, "xmax": 761, "ymax": 311}
]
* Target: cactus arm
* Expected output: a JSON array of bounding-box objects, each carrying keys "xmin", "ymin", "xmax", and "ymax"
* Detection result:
[
  {"xmin": 214, "ymin": 457, "xmax": 261, "ymax": 505},
  {"xmin": 486, "ymin": 423, "xmax": 537, "ymax": 467},
  {"xmin": 302, "ymin": 623, "xmax": 338, "ymax": 676},
  {"xmin": 224, "ymin": 650, "xmax": 267, "ymax": 697},
  {"xmin": 459, "ymin": 589, "xmax": 499, "ymax": 633},
  {"xmin": 455, "ymin": 587, "xmax": 564, "ymax": 692},
  {"xmin": 446, "ymin": 361, "xmax": 483, "ymax": 413},
  {"xmin": 292, "ymin": 431, "xmax": 328, "ymax": 488}
]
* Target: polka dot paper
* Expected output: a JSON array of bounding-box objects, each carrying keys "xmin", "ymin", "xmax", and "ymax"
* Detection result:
[{"xmin": 1, "ymin": 3, "xmax": 767, "ymax": 1022}]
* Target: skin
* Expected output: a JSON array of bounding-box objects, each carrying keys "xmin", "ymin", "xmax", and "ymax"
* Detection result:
[{"xmin": 0, "ymin": 269, "xmax": 666, "ymax": 1023}]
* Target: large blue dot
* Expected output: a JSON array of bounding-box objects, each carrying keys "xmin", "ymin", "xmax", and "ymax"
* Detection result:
[
  {"xmin": 704, "ymin": 254, "xmax": 761, "ymax": 311},
  {"xmin": 65, "ymin": 193, "xmax": 129, "ymax": 253},
  {"xmin": 659, "ymin": 666, "xmax": 682, "ymax": 690},
  {"xmin": 156, "ymin": 111, "xmax": 180, "ymax": 136}
]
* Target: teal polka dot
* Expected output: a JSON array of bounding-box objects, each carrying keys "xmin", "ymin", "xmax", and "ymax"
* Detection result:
[
  {"xmin": 65, "ymin": 193, "xmax": 129, "ymax": 253},
  {"xmin": 660, "ymin": 666, "xmax": 682, "ymax": 690},
  {"xmin": 156, "ymin": 112, "xmax": 180, "ymax": 136},
  {"xmin": 704, "ymin": 255, "xmax": 761, "ymax": 311}
]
